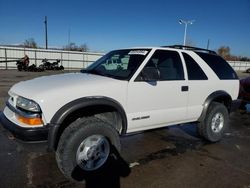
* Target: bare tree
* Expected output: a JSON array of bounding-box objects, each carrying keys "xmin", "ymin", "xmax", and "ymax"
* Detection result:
[
  {"xmin": 63, "ymin": 42, "xmax": 89, "ymax": 52},
  {"xmin": 63, "ymin": 42, "xmax": 78, "ymax": 51},
  {"xmin": 217, "ymin": 46, "xmax": 250, "ymax": 61},
  {"xmin": 239, "ymin": 56, "xmax": 250, "ymax": 61},
  {"xmin": 22, "ymin": 38, "xmax": 38, "ymax": 48},
  {"xmin": 79, "ymin": 43, "xmax": 89, "ymax": 52},
  {"xmin": 217, "ymin": 46, "xmax": 230, "ymax": 58}
]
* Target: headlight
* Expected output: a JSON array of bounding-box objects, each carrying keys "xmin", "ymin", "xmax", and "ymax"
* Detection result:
[{"xmin": 16, "ymin": 96, "xmax": 41, "ymax": 112}]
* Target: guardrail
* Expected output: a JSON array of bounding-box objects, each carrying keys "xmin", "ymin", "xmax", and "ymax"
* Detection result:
[{"xmin": 0, "ymin": 46, "xmax": 104, "ymax": 70}]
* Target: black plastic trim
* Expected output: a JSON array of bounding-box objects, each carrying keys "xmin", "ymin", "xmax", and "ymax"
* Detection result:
[
  {"xmin": 47, "ymin": 123, "xmax": 60, "ymax": 151},
  {"xmin": 51, "ymin": 97, "xmax": 127, "ymax": 133},
  {"xmin": 181, "ymin": 86, "xmax": 189, "ymax": 92},
  {"xmin": 0, "ymin": 112, "xmax": 49, "ymax": 141},
  {"xmin": 47, "ymin": 97, "xmax": 127, "ymax": 150},
  {"xmin": 198, "ymin": 91, "xmax": 232, "ymax": 122}
]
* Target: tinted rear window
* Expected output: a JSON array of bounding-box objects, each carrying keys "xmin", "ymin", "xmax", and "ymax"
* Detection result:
[{"xmin": 196, "ymin": 52, "xmax": 238, "ymax": 80}]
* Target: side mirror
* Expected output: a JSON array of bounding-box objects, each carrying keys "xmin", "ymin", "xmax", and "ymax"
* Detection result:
[{"xmin": 141, "ymin": 67, "xmax": 160, "ymax": 82}]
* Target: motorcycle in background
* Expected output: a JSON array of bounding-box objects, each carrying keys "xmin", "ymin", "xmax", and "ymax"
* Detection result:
[
  {"xmin": 39, "ymin": 59, "xmax": 64, "ymax": 70},
  {"xmin": 16, "ymin": 55, "xmax": 43, "ymax": 72}
]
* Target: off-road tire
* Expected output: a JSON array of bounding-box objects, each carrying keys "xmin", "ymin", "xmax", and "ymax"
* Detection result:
[
  {"xmin": 198, "ymin": 102, "xmax": 229, "ymax": 142},
  {"xmin": 55, "ymin": 117, "xmax": 121, "ymax": 181}
]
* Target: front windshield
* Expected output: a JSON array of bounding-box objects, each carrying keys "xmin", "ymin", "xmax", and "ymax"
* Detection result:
[{"xmin": 82, "ymin": 49, "xmax": 151, "ymax": 80}]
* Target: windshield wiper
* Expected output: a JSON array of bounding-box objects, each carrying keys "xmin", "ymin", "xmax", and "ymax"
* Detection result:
[
  {"xmin": 82, "ymin": 69, "xmax": 108, "ymax": 77},
  {"xmin": 81, "ymin": 69, "xmax": 124, "ymax": 80}
]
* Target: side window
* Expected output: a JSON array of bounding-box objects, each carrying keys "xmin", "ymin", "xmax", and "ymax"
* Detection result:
[
  {"xmin": 140, "ymin": 50, "xmax": 184, "ymax": 81},
  {"xmin": 182, "ymin": 52, "xmax": 208, "ymax": 80}
]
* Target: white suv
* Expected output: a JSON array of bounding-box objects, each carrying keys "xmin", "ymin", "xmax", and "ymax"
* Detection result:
[{"xmin": 0, "ymin": 45, "xmax": 239, "ymax": 181}]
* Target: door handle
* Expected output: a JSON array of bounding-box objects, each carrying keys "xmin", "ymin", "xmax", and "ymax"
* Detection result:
[{"xmin": 181, "ymin": 86, "xmax": 189, "ymax": 92}]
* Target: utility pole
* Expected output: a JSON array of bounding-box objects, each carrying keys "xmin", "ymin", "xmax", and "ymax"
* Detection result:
[{"xmin": 44, "ymin": 16, "xmax": 48, "ymax": 49}]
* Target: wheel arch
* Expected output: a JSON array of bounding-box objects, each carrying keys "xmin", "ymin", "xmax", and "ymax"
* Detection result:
[
  {"xmin": 48, "ymin": 97, "xmax": 127, "ymax": 151},
  {"xmin": 198, "ymin": 90, "xmax": 232, "ymax": 122}
]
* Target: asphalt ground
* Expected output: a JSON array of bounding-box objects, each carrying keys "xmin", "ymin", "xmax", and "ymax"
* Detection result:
[{"xmin": 0, "ymin": 69, "xmax": 250, "ymax": 188}]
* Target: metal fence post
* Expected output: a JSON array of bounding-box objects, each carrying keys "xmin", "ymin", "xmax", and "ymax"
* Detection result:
[
  {"xmin": 4, "ymin": 48, "xmax": 7, "ymax": 70},
  {"xmin": 60, "ymin": 52, "xmax": 63, "ymax": 66},
  {"xmin": 35, "ymin": 50, "xmax": 37, "ymax": 66},
  {"xmin": 83, "ymin": 52, "xmax": 85, "ymax": 68}
]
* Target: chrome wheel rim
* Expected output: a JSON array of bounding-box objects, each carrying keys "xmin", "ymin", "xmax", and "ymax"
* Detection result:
[
  {"xmin": 76, "ymin": 135, "xmax": 110, "ymax": 171},
  {"xmin": 211, "ymin": 113, "xmax": 224, "ymax": 133}
]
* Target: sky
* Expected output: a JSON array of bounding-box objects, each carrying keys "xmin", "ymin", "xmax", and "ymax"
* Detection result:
[{"xmin": 0, "ymin": 0, "xmax": 250, "ymax": 57}]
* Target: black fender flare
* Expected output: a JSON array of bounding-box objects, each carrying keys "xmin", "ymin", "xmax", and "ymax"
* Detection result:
[
  {"xmin": 47, "ymin": 97, "xmax": 127, "ymax": 151},
  {"xmin": 198, "ymin": 90, "xmax": 232, "ymax": 122}
]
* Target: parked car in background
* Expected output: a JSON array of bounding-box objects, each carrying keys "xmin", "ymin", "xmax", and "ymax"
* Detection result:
[
  {"xmin": 246, "ymin": 68, "xmax": 250, "ymax": 73},
  {"xmin": 239, "ymin": 76, "xmax": 250, "ymax": 111}
]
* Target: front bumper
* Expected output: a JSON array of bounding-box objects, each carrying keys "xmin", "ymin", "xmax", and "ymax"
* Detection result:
[{"xmin": 0, "ymin": 111, "xmax": 49, "ymax": 142}]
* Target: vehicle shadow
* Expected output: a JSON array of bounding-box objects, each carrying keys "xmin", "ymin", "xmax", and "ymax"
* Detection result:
[{"xmin": 71, "ymin": 145, "xmax": 131, "ymax": 188}]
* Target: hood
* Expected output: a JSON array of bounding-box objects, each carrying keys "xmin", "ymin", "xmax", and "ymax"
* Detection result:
[
  {"xmin": 11, "ymin": 73, "xmax": 120, "ymax": 98},
  {"xmin": 9, "ymin": 73, "xmax": 128, "ymax": 122}
]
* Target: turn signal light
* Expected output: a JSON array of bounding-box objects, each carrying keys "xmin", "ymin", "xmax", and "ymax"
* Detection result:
[{"xmin": 17, "ymin": 115, "xmax": 43, "ymax": 126}]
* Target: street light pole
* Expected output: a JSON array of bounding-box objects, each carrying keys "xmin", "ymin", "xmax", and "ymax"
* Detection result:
[
  {"xmin": 179, "ymin": 19, "xmax": 195, "ymax": 46},
  {"xmin": 183, "ymin": 23, "xmax": 187, "ymax": 46}
]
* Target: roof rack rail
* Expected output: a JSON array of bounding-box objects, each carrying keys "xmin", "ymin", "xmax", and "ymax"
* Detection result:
[{"xmin": 162, "ymin": 45, "xmax": 217, "ymax": 54}]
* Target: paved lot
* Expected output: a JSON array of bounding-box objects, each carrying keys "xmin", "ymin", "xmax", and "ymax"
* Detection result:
[{"xmin": 0, "ymin": 69, "xmax": 250, "ymax": 188}]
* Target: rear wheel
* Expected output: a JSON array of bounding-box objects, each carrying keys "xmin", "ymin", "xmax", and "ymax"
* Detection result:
[
  {"xmin": 198, "ymin": 102, "xmax": 229, "ymax": 142},
  {"xmin": 59, "ymin": 65, "xmax": 64, "ymax": 70},
  {"xmin": 17, "ymin": 64, "xmax": 22, "ymax": 71},
  {"xmin": 56, "ymin": 117, "xmax": 121, "ymax": 181}
]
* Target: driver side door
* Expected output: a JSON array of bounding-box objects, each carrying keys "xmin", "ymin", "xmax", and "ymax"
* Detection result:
[{"xmin": 126, "ymin": 49, "xmax": 188, "ymax": 132}]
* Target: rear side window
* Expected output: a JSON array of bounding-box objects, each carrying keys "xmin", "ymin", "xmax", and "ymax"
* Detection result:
[
  {"xmin": 196, "ymin": 52, "xmax": 238, "ymax": 80},
  {"xmin": 183, "ymin": 53, "xmax": 208, "ymax": 80}
]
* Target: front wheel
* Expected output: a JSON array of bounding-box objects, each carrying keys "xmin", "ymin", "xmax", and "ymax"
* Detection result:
[
  {"xmin": 56, "ymin": 117, "xmax": 121, "ymax": 181},
  {"xmin": 198, "ymin": 102, "xmax": 229, "ymax": 142},
  {"xmin": 17, "ymin": 64, "xmax": 23, "ymax": 71},
  {"xmin": 76, "ymin": 134, "xmax": 110, "ymax": 171}
]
